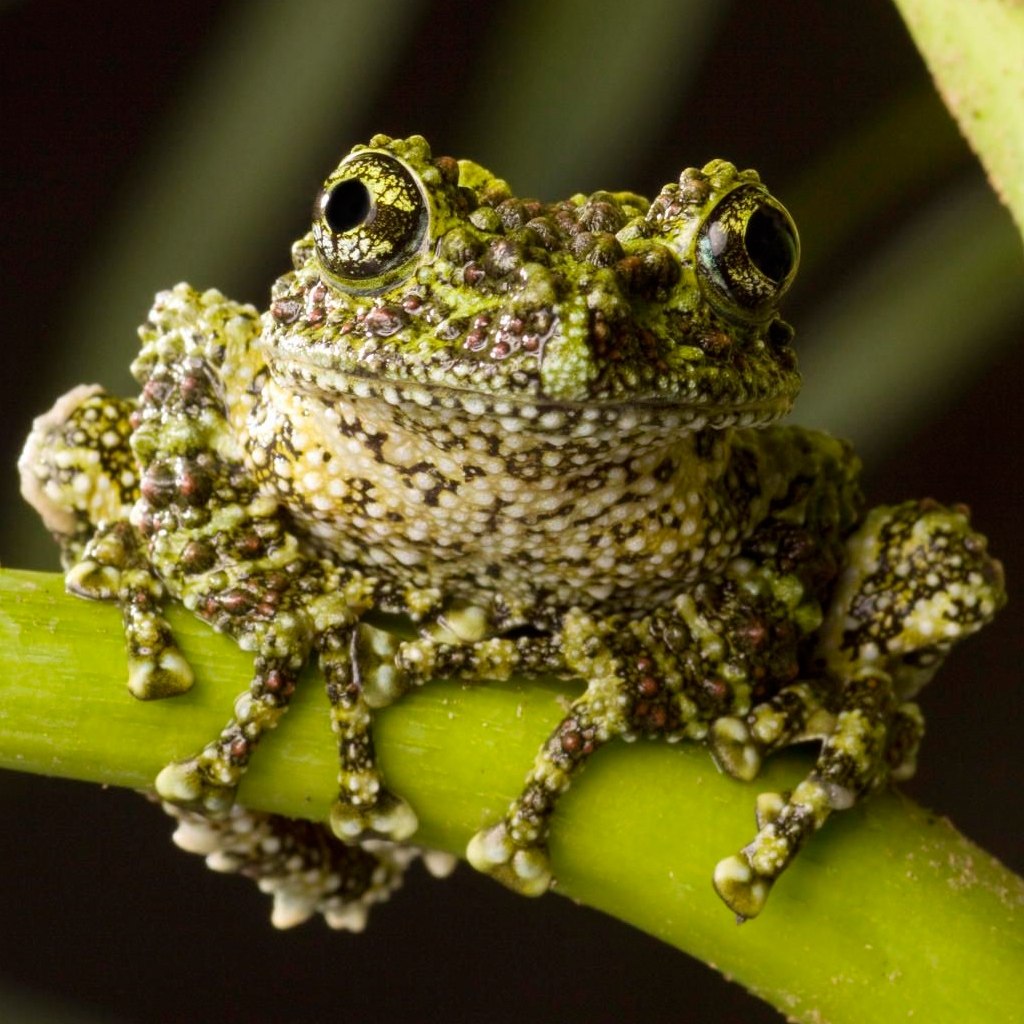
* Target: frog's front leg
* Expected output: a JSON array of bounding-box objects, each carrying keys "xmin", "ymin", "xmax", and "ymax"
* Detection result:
[
  {"xmin": 320, "ymin": 626, "xmax": 418, "ymax": 842},
  {"xmin": 464, "ymin": 615, "xmax": 641, "ymax": 894},
  {"xmin": 713, "ymin": 500, "xmax": 1006, "ymax": 920},
  {"xmin": 19, "ymin": 386, "xmax": 194, "ymax": 700},
  {"xmin": 385, "ymin": 614, "xmax": 621, "ymax": 893}
]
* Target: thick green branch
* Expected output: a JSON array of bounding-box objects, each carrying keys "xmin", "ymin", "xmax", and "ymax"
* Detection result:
[{"xmin": 0, "ymin": 568, "xmax": 1021, "ymax": 1023}]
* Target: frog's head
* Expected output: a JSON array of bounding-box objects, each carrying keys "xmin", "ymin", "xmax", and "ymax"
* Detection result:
[{"xmin": 264, "ymin": 134, "xmax": 800, "ymax": 432}]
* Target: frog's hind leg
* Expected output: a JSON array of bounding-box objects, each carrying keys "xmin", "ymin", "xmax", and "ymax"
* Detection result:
[
  {"xmin": 165, "ymin": 802, "xmax": 431, "ymax": 930},
  {"xmin": 713, "ymin": 500, "xmax": 1005, "ymax": 920}
]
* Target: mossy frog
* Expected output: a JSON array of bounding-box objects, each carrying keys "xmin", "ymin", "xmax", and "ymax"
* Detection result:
[{"xmin": 20, "ymin": 134, "xmax": 1005, "ymax": 927}]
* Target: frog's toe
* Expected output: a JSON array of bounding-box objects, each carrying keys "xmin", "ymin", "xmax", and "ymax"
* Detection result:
[
  {"xmin": 754, "ymin": 791, "xmax": 786, "ymax": 829},
  {"xmin": 329, "ymin": 789, "xmax": 418, "ymax": 843},
  {"xmin": 266, "ymin": 877, "xmax": 376, "ymax": 932},
  {"xmin": 466, "ymin": 822, "xmax": 553, "ymax": 896},
  {"xmin": 127, "ymin": 647, "xmax": 194, "ymax": 700},
  {"xmin": 708, "ymin": 716, "xmax": 762, "ymax": 781},
  {"xmin": 65, "ymin": 558, "xmax": 122, "ymax": 601},
  {"xmin": 352, "ymin": 623, "xmax": 407, "ymax": 708},
  {"xmin": 712, "ymin": 852, "xmax": 772, "ymax": 921},
  {"xmin": 421, "ymin": 849, "xmax": 459, "ymax": 878},
  {"xmin": 155, "ymin": 760, "xmax": 237, "ymax": 816}
]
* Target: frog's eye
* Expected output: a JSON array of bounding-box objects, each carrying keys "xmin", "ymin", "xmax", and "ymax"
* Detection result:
[
  {"xmin": 312, "ymin": 151, "xmax": 429, "ymax": 293},
  {"xmin": 696, "ymin": 185, "xmax": 799, "ymax": 320}
]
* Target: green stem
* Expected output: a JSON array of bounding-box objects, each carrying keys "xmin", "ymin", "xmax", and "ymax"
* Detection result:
[{"xmin": 1, "ymin": 568, "xmax": 1021, "ymax": 1021}]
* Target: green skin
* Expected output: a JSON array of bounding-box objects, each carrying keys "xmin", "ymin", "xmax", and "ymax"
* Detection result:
[{"xmin": 19, "ymin": 134, "xmax": 1005, "ymax": 928}]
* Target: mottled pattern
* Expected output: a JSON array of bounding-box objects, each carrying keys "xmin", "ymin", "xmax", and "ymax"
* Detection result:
[{"xmin": 19, "ymin": 135, "xmax": 1004, "ymax": 926}]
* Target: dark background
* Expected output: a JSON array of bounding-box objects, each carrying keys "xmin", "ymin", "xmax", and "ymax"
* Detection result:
[{"xmin": 1, "ymin": 1, "xmax": 1020, "ymax": 1022}]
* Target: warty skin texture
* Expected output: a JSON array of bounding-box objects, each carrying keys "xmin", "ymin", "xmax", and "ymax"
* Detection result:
[{"xmin": 19, "ymin": 134, "xmax": 1004, "ymax": 926}]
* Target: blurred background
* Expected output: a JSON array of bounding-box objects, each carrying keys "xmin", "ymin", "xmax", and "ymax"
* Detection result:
[{"xmin": 1, "ymin": 0, "xmax": 1021, "ymax": 1021}]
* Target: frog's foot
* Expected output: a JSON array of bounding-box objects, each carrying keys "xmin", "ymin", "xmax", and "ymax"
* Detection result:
[
  {"xmin": 64, "ymin": 525, "xmax": 132, "ymax": 601},
  {"xmin": 66, "ymin": 520, "xmax": 195, "ymax": 699},
  {"xmin": 465, "ymin": 748, "xmax": 574, "ymax": 897},
  {"xmin": 468, "ymin": 688, "xmax": 620, "ymax": 897},
  {"xmin": 707, "ymin": 717, "xmax": 763, "ymax": 781},
  {"xmin": 121, "ymin": 559, "xmax": 195, "ymax": 699},
  {"xmin": 155, "ymin": 755, "xmax": 239, "ymax": 817},
  {"xmin": 329, "ymin": 787, "xmax": 419, "ymax": 843},
  {"xmin": 165, "ymin": 803, "xmax": 416, "ymax": 930},
  {"xmin": 125, "ymin": 646, "xmax": 194, "ymax": 701},
  {"xmin": 714, "ymin": 672, "xmax": 894, "ymax": 918},
  {"xmin": 711, "ymin": 787, "xmax": 793, "ymax": 918},
  {"xmin": 713, "ymin": 852, "xmax": 774, "ymax": 921},
  {"xmin": 713, "ymin": 773, "xmax": 832, "ymax": 920},
  {"xmin": 466, "ymin": 820, "xmax": 553, "ymax": 896}
]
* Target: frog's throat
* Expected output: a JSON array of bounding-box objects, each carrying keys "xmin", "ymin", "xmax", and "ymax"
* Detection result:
[{"xmin": 267, "ymin": 357, "xmax": 796, "ymax": 434}]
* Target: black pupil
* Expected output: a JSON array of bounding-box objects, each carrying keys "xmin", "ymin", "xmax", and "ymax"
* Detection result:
[
  {"xmin": 325, "ymin": 178, "xmax": 372, "ymax": 232},
  {"xmin": 745, "ymin": 206, "xmax": 796, "ymax": 282}
]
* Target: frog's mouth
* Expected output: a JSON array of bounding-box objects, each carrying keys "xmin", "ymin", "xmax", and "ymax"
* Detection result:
[{"xmin": 266, "ymin": 337, "xmax": 800, "ymax": 437}]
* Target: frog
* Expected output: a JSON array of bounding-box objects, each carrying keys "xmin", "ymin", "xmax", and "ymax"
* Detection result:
[{"xmin": 19, "ymin": 133, "xmax": 1005, "ymax": 927}]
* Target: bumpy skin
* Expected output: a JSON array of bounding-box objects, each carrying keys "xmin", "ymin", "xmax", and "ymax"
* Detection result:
[{"xmin": 19, "ymin": 134, "xmax": 1005, "ymax": 926}]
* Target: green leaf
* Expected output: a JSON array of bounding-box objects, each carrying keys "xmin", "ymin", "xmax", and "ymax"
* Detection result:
[{"xmin": 893, "ymin": 0, "xmax": 1024, "ymax": 236}]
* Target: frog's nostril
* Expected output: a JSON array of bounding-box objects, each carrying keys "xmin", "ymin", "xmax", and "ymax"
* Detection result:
[
  {"xmin": 324, "ymin": 179, "xmax": 372, "ymax": 233},
  {"xmin": 745, "ymin": 206, "xmax": 798, "ymax": 284}
]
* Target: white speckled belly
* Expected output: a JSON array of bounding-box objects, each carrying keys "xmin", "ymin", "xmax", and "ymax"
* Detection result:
[{"xmin": 243, "ymin": 376, "xmax": 777, "ymax": 621}]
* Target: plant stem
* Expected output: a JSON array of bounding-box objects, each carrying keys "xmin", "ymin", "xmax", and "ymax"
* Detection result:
[{"xmin": 0, "ymin": 568, "xmax": 1021, "ymax": 1023}]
